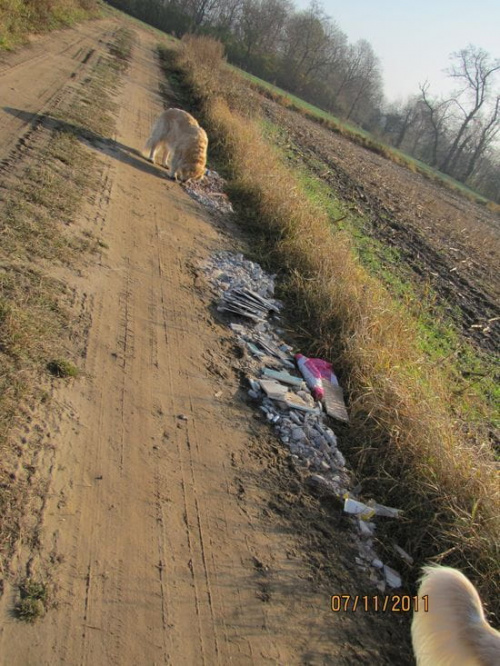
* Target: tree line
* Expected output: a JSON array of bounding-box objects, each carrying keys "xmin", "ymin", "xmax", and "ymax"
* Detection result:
[
  {"xmin": 384, "ymin": 47, "xmax": 500, "ymax": 202},
  {"xmin": 106, "ymin": 0, "xmax": 383, "ymax": 126},
  {"xmin": 105, "ymin": 0, "xmax": 500, "ymax": 203}
]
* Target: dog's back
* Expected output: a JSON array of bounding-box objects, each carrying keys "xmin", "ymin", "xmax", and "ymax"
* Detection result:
[
  {"xmin": 149, "ymin": 107, "xmax": 198, "ymax": 137},
  {"xmin": 411, "ymin": 566, "xmax": 500, "ymax": 666}
]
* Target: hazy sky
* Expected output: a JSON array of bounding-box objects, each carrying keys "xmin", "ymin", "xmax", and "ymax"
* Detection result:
[{"xmin": 294, "ymin": 0, "xmax": 500, "ymax": 103}]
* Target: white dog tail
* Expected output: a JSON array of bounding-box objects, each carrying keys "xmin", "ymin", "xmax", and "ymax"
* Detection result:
[{"xmin": 411, "ymin": 566, "xmax": 500, "ymax": 666}]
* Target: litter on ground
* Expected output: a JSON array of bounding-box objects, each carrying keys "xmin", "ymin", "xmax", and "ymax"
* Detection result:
[{"xmin": 196, "ymin": 193, "xmax": 407, "ymax": 591}]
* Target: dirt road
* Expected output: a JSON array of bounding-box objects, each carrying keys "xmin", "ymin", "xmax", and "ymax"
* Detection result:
[{"xmin": 0, "ymin": 16, "xmax": 411, "ymax": 665}]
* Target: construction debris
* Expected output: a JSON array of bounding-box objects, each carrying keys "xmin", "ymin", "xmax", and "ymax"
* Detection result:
[
  {"xmin": 393, "ymin": 544, "xmax": 414, "ymax": 566},
  {"xmin": 322, "ymin": 382, "xmax": 349, "ymax": 423},
  {"xmin": 183, "ymin": 169, "xmax": 234, "ymax": 215},
  {"xmin": 261, "ymin": 368, "xmax": 305, "ymax": 387},
  {"xmin": 218, "ymin": 287, "xmax": 280, "ymax": 322},
  {"xmin": 296, "ymin": 353, "xmax": 349, "ymax": 422},
  {"xmin": 344, "ymin": 497, "xmax": 376, "ymax": 520},
  {"xmin": 372, "ymin": 502, "xmax": 401, "ymax": 519},
  {"xmin": 383, "ymin": 565, "xmax": 402, "ymax": 589},
  {"xmin": 259, "ymin": 379, "xmax": 288, "ymax": 400},
  {"xmin": 201, "ymin": 248, "xmax": 406, "ymax": 590}
]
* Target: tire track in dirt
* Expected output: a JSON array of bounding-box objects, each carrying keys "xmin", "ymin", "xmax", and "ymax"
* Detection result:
[
  {"xmin": 152, "ymin": 208, "xmax": 221, "ymax": 664},
  {"xmin": 0, "ymin": 21, "xmax": 118, "ymax": 166},
  {"xmin": 158, "ymin": 241, "xmax": 229, "ymax": 663}
]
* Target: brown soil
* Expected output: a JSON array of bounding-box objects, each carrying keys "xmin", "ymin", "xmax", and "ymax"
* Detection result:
[
  {"xmin": 260, "ymin": 99, "xmax": 500, "ymax": 355},
  {"xmin": 0, "ymin": 16, "xmax": 413, "ymax": 666}
]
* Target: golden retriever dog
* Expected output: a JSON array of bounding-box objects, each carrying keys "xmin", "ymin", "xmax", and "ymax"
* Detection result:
[
  {"xmin": 143, "ymin": 108, "xmax": 208, "ymax": 182},
  {"xmin": 412, "ymin": 566, "xmax": 500, "ymax": 665}
]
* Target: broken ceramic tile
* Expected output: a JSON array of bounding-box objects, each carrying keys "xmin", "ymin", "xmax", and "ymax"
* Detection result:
[
  {"xmin": 245, "ymin": 341, "xmax": 265, "ymax": 357},
  {"xmin": 282, "ymin": 392, "xmax": 321, "ymax": 413},
  {"xmin": 322, "ymin": 381, "xmax": 349, "ymax": 423},
  {"xmin": 358, "ymin": 520, "xmax": 376, "ymax": 538},
  {"xmin": 261, "ymin": 367, "xmax": 305, "ymax": 387},
  {"xmin": 393, "ymin": 544, "xmax": 414, "ymax": 565},
  {"xmin": 259, "ymin": 379, "xmax": 288, "ymax": 400},
  {"xmin": 371, "ymin": 502, "xmax": 401, "ymax": 519}
]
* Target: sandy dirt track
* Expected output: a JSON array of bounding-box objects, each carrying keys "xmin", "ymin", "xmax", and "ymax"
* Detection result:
[{"xmin": 0, "ymin": 17, "xmax": 411, "ymax": 666}]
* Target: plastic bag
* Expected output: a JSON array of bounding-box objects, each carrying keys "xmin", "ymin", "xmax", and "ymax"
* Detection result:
[{"xmin": 295, "ymin": 354, "xmax": 339, "ymax": 400}]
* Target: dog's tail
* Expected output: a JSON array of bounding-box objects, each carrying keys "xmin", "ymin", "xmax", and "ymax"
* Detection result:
[{"xmin": 411, "ymin": 566, "xmax": 500, "ymax": 666}]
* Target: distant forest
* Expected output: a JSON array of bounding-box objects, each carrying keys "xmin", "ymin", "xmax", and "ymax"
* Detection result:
[{"xmin": 106, "ymin": 0, "xmax": 500, "ymax": 202}]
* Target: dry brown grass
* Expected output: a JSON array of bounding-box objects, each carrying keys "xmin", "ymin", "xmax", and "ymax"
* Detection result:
[
  {"xmin": 486, "ymin": 200, "xmax": 500, "ymax": 214},
  {"xmin": 166, "ymin": 36, "xmax": 500, "ymax": 615},
  {"xmin": 0, "ymin": 0, "xmax": 99, "ymax": 50}
]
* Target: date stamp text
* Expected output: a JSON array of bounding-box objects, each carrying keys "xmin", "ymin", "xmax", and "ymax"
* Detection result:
[{"xmin": 330, "ymin": 594, "xmax": 429, "ymax": 613}]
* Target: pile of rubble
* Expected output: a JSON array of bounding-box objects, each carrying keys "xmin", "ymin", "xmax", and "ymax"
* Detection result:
[
  {"xmin": 183, "ymin": 169, "xmax": 234, "ymax": 215},
  {"xmin": 185, "ymin": 168, "xmax": 414, "ymax": 591},
  {"xmin": 201, "ymin": 250, "xmax": 410, "ymax": 592}
]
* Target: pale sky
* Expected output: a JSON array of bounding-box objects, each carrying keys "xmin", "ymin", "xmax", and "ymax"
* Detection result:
[{"xmin": 294, "ymin": 0, "xmax": 500, "ymax": 104}]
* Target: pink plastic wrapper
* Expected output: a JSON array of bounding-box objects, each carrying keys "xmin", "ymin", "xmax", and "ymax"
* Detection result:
[{"xmin": 295, "ymin": 354, "xmax": 339, "ymax": 400}]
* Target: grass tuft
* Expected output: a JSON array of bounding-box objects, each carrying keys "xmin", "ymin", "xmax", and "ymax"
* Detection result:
[
  {"xmin": 108, "ymin": 26, "xmax": 134, "ymax": 70},
  {"xmin": 0, "ymin": 0, "xmax": 100, "ymax": 51},
  {"xmin": 47, "ymin": 358, "xmax": 79, "ymax": 378},
  {"xmin": 15, "ymin": 580, "xmax": 50, "ymax": 623}
]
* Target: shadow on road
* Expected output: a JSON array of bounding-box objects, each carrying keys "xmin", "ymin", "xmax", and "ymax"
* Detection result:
[{"xmin": 3, "ymin": 106, "xmax": 168, "ymax": 180}]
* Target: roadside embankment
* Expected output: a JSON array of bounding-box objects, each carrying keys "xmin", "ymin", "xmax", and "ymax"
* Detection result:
[{"xmin": 162, "ymin": 35, "xmax": 500, "ymax": 618}]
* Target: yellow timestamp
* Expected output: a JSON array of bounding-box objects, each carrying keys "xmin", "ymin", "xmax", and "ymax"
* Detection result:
[{"xmin": 330, "ymin": 594, "xmax": 429, "ymax": 612}]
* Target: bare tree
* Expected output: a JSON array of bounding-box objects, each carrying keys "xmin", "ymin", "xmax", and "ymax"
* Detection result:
[
  {"xmin": 471, "ymin": 151, "xmax": 500, "ymax": 202},
  {"xmin": 333, "ymin": 40, "xmax": 370, "ymax": 99},
  {"xmin": 440, "ymin": 45, "xmax": 500, "ymax": 174},
  {"xmin": 394, "ymin": 103, "xmax": 416, "ymax": 148},
  {"xmin": 211, "ymin": 0, "xmax": 244, "ymax": 32},
  {"xmin": 343, "ymin": 40, "xmax": 382, "ymax": 122},
  {"xmin": 183, "ymin": 0, "xmax": 223, "ymax": 30},
  {"xmin": 462, "ymin": 95, "xmax": 500, "ymax": 179},
  {"xmin": 281, "ymin": 2, "xmax": 344, "ymax": 91},
  {"xmin": 418, "ymin": 82, "xmax": 453, "ymax": 166},
  {"xmin": 236, "ymin": 0, "xmax": 291, "ymax": 61}
]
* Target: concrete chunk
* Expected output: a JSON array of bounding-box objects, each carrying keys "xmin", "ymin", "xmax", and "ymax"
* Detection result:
[{"xmin": 259, "ymin": 379, "xmax": 288, "ymax": 400}]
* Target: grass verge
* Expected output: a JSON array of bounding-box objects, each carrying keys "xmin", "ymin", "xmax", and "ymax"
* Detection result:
[
  {"xmin": 0, "ymin": 26, "xmax": 135, "ymax": 614},
  {"xmin": 161, "ymin": 36, "xmax": 500, "ymax": 618},
  {"xmin": 0, "ymin": 0, "xmax": 101, "ymax": 51}
]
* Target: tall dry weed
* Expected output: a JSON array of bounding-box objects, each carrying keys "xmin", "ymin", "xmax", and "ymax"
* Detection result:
[{"xmin": 170, "ymin": 36, "xmax": 500, "ymax": 615}]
